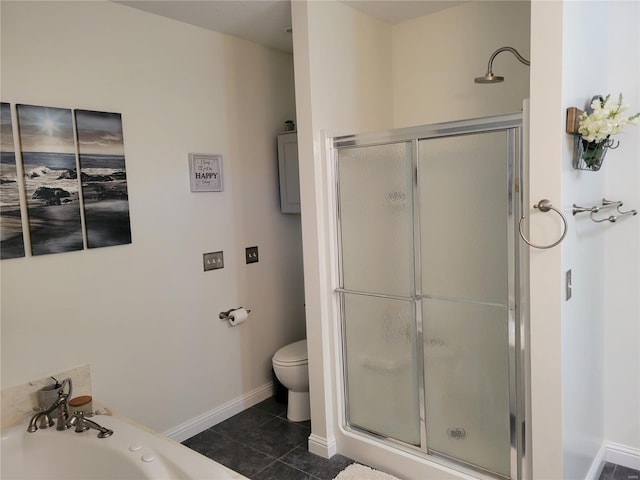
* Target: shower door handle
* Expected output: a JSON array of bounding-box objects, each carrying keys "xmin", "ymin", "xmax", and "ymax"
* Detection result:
[{"xmin": 518, "ymin": 199, "xmax": 568, "ymax": 249}]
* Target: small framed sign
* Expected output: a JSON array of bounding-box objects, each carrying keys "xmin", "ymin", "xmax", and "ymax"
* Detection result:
[{"xmin": 189, "ymin": 153, "xmax": 223, "ymax": 192}]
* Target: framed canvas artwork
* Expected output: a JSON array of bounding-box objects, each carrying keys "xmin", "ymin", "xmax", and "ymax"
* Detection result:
[
  {"xmin": 17, "ymin": 104, "xmax": 83, "ymax": 256},
  {"xmin": 75, "ymin": 110, "xmax": 132, "ymax": 249},
  {"xmin": 0, "ymin": 102, "xmax": 25, "ymax": 259}
]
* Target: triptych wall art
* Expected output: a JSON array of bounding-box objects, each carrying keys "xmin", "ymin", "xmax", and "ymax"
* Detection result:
[{"xmin": 0, "ymin": 103, "xmax": 131, "ymax": 260}]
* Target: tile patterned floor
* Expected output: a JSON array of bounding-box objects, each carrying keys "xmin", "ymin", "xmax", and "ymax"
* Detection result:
[
  {"xmin": 184, "ymin": 402, "xmax": 640, "ymax": 480},
  {"xmin": 600, "ymin": 462, "xmax": 640, "ymax": 480},
  {"xmin": 182, "ymin": 397, "xmax": 354, "ymax": 480}
]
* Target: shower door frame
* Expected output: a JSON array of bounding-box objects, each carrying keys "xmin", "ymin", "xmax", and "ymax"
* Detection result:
[{"xmin": 332, "ymin": 113, "xmax": 527, "ymax": 480}]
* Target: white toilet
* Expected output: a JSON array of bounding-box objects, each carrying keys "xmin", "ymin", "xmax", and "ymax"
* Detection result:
[{"xmin": 272, "ymin": 339, "xmax": 310, "ymax": 422}]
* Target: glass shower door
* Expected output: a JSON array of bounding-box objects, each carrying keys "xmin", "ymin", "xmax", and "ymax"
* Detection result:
[
  {"xmin": 419, "ymin": 131, "xmax": 512, "ymax": 477},
  {"xmin": 337, "ymin": 141, "xmax": 420, "ymax": 446},
  {"xmin": 334, "ymin": 115, "xmax": 522, "ymax": 479}
]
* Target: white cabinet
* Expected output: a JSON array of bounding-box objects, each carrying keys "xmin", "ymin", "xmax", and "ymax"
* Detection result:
[{"xmin": 277, "ymin": 132, "xmax": 300, "ymax": 214}]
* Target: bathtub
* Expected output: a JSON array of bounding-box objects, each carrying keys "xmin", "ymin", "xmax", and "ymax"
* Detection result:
[{"xmin": 1, "ymin": 414, "xmax": 237, "ymax": 479}]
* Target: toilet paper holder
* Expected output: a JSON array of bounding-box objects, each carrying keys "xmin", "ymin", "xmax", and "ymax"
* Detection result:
[{"xmin": 219, "ymin": 307, "xmax": 251, "ymax": 320}]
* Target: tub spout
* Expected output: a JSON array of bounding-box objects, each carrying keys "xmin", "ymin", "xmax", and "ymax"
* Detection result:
[
  {"xmin": 68, "ymin": 412, "xmax": 113, "ymax": 438},
  {"xmin": 27, "ymin": 410, "xmax": 54, "ymax": 432},
  {"xmin": 27, "ymin": 390, "xmax": 70, "ymax": 433}
]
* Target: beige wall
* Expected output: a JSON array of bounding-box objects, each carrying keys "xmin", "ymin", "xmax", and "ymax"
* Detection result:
[
  {"xmin": 292, "ymin": 0, "xmax": 393, "ymax": 457},
  {"xmin": 0, "ymin": 1, "xmax": 304, "ymax": 434},
  {"xmin": 527, "ymin": 2, "xmax": 564, "ymax": 478},
  {"xmin": 392, "ymin": 1, "xmax": 530, "ymax": 127}
]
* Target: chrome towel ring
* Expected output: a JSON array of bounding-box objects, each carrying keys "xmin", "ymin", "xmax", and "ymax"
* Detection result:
[{"xmin": 518, "ymin": 199, "xmax": 568, "ymax": 249}]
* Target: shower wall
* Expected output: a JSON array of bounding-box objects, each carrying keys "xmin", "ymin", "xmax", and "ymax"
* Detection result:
[
  {"xmin": 292, "ymin": 1, "xmax": 531, "ymax": 478},
  {"xmin": 391, "ymin": 1, "xmax": 530, "ymax": 127}
]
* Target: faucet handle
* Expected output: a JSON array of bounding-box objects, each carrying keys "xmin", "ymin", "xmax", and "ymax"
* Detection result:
[{"xmin": 69, "ymin": 411, "xmax": 89, "ymax": 433}]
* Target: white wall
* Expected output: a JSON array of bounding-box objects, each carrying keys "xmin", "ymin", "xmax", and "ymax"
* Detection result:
[
  {"xmin": 560, "ymin": 2, "xmax": 609, "ymax": 477},
  {"xmin": 0, "ymin": 1, "xmax": 304, "ymax": 434},
  {"xmin": 603, "ymin": 0, "xmax": 640, "ymax": 456},
  {"xmin": 392, "ymin": 1, "xmax": 530, "ymax": 127}
]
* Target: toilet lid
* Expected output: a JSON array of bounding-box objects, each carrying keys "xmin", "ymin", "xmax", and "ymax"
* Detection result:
[{"xmin": 273, "ymin": 340, "xmax": 307, "ymax": 365}]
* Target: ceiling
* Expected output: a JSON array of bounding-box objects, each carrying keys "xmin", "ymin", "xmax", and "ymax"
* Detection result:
[{"xmin": 116, "ymin": 1, "xmax": 465, "ymax": 53}]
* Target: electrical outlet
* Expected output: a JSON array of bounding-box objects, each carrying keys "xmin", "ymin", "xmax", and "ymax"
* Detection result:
[
  {"xmin": 245, "ymin": 246, "xmax": 259, "ymax": 264},
  {"xmin": 203, "ymin": 251, "xmax": 224, "ymax": 271}
]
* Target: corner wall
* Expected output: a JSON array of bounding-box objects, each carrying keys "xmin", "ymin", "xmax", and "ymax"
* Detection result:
[{"xmin": 0, "ymin": 1, "xmax": 304, "ymax": 434}]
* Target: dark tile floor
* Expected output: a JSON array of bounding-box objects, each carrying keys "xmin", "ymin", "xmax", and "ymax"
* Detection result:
[
  {"xmin": 182, "ymin": 397, "xmax": 354, "ymax": 480},
  {"xmin": 600, "ymin": 462, "xmax": 640, "ymax": 480},
  {"xmin": 184, "ymin": 403, "xmax": 640, "ymax": 480}
]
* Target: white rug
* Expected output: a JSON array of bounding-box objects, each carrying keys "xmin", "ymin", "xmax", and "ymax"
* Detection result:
[{"xmin": 333, "ymin": 463, "xmax": 403, "ymax": 480}]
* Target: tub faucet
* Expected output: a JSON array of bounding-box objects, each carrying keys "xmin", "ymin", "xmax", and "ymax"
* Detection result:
[
  {"xmin": 67, "ymin": 411, "xmax": 113, "ymax": 438},
  {"xmin": 27, "ymin": 389, "xmax": 71, "ymax": 433}
]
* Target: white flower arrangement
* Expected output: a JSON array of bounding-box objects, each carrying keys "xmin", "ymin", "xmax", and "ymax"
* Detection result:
[{"xmin": 578, "ymin": 93, "xmax": 639, "ymax": 143}]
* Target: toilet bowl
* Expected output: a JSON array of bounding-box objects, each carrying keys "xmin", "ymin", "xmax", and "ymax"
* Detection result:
[{"xmin": 272, "ymin": 340, "xmax": 310, "ymax": 422}]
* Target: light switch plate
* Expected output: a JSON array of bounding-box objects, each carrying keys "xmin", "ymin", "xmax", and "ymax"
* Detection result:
[
  {"xmin": 245, "ymin": 246, "xmax": 258, "ymax": 264},
  {"xmin": 204, "ymin": 251, "xmax": 224, "ymax": 271}
]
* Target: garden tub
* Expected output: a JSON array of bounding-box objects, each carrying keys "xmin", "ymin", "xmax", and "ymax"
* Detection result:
[{"xmin": 1, "ymin": 414, "xmax": 236, "ymax": 479}]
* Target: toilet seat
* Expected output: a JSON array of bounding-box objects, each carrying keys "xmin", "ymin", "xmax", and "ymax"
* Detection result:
[{"xmin": 273, "ymin": 340, "xmax": 307, "ymax": 367}]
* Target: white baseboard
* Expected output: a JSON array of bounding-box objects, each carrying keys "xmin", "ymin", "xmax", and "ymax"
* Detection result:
[
  {"xmin": 308, "ymin": 432, "xmax": 337, "ymax": 459},
  {"xmin": 606, "ymin": 442, "xmax": 640, "ymax": 471},
  {"xmin": 162, "ymin": 382, "xmax": 274, "ymax": 443},
  {"xmin": 586, "ymin": 443, "xmax": 608, "ymax": 480},
  {"xmin": 586, "ymin": 441, "xmax": 640, "ymax": 480}
]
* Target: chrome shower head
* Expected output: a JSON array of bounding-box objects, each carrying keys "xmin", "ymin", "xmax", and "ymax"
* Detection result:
[
  {"xmin": 474, "ymin": 72, "xmax": 504, "ymax": 84},
  {"xmin": 474, "ymin": 46, "xmax": 529, "ymax": 84}
]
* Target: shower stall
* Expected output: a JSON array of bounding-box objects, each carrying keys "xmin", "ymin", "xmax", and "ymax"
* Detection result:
[{"xmin": 333, "ymin": 113, "xmax": 527, "ymax": 480}]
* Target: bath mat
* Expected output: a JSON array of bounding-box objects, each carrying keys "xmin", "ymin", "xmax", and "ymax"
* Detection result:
[{"xmin": 333, "ymin": 463, "xmax": 403, "ymax": 480}]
